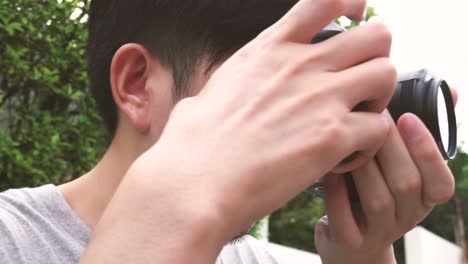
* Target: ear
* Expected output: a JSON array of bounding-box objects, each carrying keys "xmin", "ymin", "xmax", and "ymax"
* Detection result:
[{"xmin": 110, "ymin": 44, "xmax": 153, "ymax": 133}]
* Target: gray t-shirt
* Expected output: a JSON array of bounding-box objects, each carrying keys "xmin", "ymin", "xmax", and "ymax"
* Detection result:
[{"xmin": 0, "ymin": 185, "xmax": 278, "ymax": 264}]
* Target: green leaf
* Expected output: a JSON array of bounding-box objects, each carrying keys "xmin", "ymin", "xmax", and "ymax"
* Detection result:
[
  {"xmin": 51, "ymin": 134, "xmax": 60, "ymax": 145},
  {"xmin": 4, "ymin": 22, "xmax": 23, "ymax": 35}
]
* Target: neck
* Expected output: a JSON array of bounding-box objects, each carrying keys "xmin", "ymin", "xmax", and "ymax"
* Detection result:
[{"xmin": 58, "ymin": 130, "xmax": 143, "ymax": 230}]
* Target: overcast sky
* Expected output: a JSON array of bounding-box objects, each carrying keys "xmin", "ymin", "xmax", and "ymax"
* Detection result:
[{"xmin": 365, "ymin": 0, "xmax": 468, "ymax": 151}]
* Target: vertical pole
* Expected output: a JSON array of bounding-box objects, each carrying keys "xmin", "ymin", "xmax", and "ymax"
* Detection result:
[{"xmin": 453, "ymin": 195, "xmax": 467, "ymax": 264}]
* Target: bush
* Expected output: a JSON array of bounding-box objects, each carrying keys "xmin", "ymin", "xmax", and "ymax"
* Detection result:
[{"xmin": 0, "ymin": 0, "xmax": 106, "ymax": 190}]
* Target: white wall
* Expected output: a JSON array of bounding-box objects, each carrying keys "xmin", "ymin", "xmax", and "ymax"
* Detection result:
[
  {"xmin": 405, "ymin": 226, "xmax": 463, "ymax": 264},
  {"xmin": 267, "ymin": 226, "xmax": 462, "ymax": 264},
  {"xmin": 368, "ymin": 0, "xmax": 468, "ymax": 151}
]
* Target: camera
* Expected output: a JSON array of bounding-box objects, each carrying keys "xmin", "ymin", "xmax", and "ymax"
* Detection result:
[{"xmin": 306, "ymin": 22, "xmax": 458, "ymax": 198}]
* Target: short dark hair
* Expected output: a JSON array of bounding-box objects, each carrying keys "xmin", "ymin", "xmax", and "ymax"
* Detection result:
[{"xmin": 87, "ymin": 0, "xmax": 298, "ymax": 136}]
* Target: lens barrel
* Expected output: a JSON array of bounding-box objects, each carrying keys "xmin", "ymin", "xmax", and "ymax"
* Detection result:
[{"xmin": 389, "ymin": 69, "xmax": 457, "ymax": 159}]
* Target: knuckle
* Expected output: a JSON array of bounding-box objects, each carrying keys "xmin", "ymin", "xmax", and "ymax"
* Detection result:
[
  {"xmin": 369, "ymin": 22, "xmax": 393, "ymax": 48},
  {"xmin": 322, "ymin": 116, "xmax": 347, "ymax": 144},
  {"xmin": 382, "ymin": 59, "xmax": 398, "ymax": 99},
  {"xmin": 377, "ymin": 114, "xmax": 392, "ymax": 139},
  {"xmin": 284, "ymin": 50, "xmax": 326, "ymax": 76},
  {"xmin": 417, "ymin": 143, "xmax": 441, "ymax": 163},
  {"xmin": 368, "ymin": 198, "xmax": 394, "ymax": 214},
  {"xmin": 380, "ymin": 58, "xmax": 398, "ymax": 80},
  {"xmin": 320, "ymin": 0, "xmax": 346, "ymax": 14},
  {"xmin": 282, "ymin": 61, "xmax": 304, "ymax": 78},
  {"xmin": 395, "ymin": 176, "xmax": 421, "ymax": 194},
  {"xmin": 335, "ymin": 235, "xmax": 363, "ymax": 251},
  {"xmin": 255, "ymin": 28, "xmax": 280, "ymax": 48},
  {"xmin": 303, "ymin": 48, "xmax": 327, "ymax": 66}
]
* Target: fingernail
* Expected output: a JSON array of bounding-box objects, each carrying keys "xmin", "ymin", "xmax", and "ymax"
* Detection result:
[{"xmin": 400, "ymin": 114, "xmax": 425, "ymax": 141}]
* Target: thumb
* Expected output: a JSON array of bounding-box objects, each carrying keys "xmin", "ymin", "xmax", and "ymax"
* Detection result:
[{"xmin": 315, "ymin": 215, "xmax": 332, "ymax": 251}]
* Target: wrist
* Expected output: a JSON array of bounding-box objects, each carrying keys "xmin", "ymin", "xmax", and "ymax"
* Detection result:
[
  {"xmin": 127, "ymin": 148, "xmax": 230, "ymax": 261},
  {"xmin": 321, "ymin": 245, "xmax": 397, "ymax": 264},
  {"xmin": 379, "ymin": 245, "xmax": 397, "ymax": 264},
  {"xmin": 82, "ymin": 146, "xmax": 230, "ymax": 264},
  {"xmin": 358, "ymin": 245, "xmax": 397, "ymax": 264}
]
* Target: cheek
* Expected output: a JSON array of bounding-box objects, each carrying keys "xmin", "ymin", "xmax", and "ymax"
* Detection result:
[
  {"xmin": 188, "ymin": 77, "xmax": 208, "ymax": 97},
  {"xmin": 146, "ymin": 63, "xmax": 217, "ymax": 141},
  {"xmin": 188, "ymin": 64, "xmax": 219, "ymax": 97},
  {"xmin": 149, "ymin": 102, "xmax": 172, "ymax": 139},
  {"xmin": 148, "ymin": 87, "xmax": 174, "ymax": 142}
]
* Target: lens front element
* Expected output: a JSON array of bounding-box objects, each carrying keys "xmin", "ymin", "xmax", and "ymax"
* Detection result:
[{"xmin": 438, "ymin": 86, "xmax": 449, "ymax": 153}]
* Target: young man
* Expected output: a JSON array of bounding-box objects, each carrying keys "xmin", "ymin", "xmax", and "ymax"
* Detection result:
[{"xmin": 0, "ymin": 0, "xmax": 458, "ymax": 263}]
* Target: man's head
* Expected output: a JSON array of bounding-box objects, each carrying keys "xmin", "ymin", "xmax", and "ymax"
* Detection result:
[{"xmin": 87, "ymin": 0, "xmax": 298, "ymax": 147}]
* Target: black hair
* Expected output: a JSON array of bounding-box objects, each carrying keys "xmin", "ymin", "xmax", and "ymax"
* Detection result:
[{"xmin": 87, "ymin": 0, "xmax": 298, "ymax": 136}]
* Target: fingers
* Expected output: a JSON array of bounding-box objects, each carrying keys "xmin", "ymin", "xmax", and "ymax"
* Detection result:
[
  {"xmin": 316, "ymin": 22, "xmax": 393, "ymax": 71},
  {"xmin": 352, "ymin": 160, "xmax": 395, "ymax": 237},
  {"xmin": 375, "ymin": 112, "xmax": 425, "ymax": 227},
  {"xmin": 331, "ymin": 112, "xmax": 390, "ymax": 173},
  {"xmin": 271, "ymin": 0, "xmax": 367, "ymax": 43},
  {"xmin": 324, "ymin": 173, "xmax": 363, "ymax": 248},
  {"xmin": 398, "ymin": 113, "xmax": 455, "ymax": 206},
  {"xmin": 338, "ymin": 57, "xmax": 397, "ymax": 113},
  {"xmin": 449, "ymin": 85, "xmax": 458, "ymax": 106},
  {"xmin": 344, "ymin": 110, "xmax": 391, "ymax": 155}
]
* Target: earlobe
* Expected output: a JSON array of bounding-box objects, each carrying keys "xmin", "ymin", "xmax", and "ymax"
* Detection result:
[{"xmin": 110, "ymin": 44, "xmax": 153, "ymax": 133}]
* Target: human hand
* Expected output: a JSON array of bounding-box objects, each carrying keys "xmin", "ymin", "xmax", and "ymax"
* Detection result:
[
  {"xmin": 82, "ymin": 0, "xmax": 398, "ymax": 263},
  {"xmin": 154, "ymin": 0, "xmax": 397, "ymax": 243},
  {"xmin": 315, "ymin": 88, "xmax": 458, "ymax": 264}
]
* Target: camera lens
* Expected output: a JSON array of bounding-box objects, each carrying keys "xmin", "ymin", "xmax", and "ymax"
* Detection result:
[
  {"xmin": 388, "ymin": 69, "xmax": 457, "ymax": 160},
  {"xmin": 306, "ymin": 23, "xmax": 458, "ymax": 198}
]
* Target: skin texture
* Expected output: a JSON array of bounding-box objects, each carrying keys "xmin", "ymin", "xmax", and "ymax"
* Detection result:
[{"xmin": 59, "ymin": 0, "xmax": 458, "ymax": 263}]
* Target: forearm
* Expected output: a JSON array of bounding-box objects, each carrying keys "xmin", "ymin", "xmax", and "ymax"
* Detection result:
[{"xmin": 80, "ymin": 150, "xmax": 227, "ymax": 264}]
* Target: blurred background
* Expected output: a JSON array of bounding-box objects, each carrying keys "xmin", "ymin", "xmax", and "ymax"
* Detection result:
[{"xmin": 0, "ymin": 1, "xmax": 466, "ymax": 263}]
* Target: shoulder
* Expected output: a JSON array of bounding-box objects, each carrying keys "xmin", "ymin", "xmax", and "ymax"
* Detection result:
[
  {"xmin": 217, "ymin": 236, "xmax": 280, "ymax": 264},
  {"xmin": 0, "ymin": 185, "xmax": 56, "ymax": 221},
  {"xmin": 0, "ymin": 185, "xmax": 89, "ymax": 263},
  {"xmin": 0, "ymin": 184, "xmax": 67, "ymax": 244},
  {"xmin": 0, "ymin": 186, "xmax": 52, "ymax": 262},
  {"xmin": 0, "ymin": 185, "xmax": 55, "ymax": 234}
]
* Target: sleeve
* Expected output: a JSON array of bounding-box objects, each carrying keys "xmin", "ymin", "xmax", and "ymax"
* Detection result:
[
  {"xmin": 216, "ymin": 236, "xmax": 281, "ymax": 264},
  {"xmin": 0, "ymin": 198, "xmax": 29, "ymax": 264}
]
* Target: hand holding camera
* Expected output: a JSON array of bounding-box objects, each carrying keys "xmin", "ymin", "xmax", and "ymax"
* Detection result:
[
  {"xmin": 308, "ymin": 22, "xmax": 458, "ymax": 264},
  {"xmin": 83, "ymin": 0, "xmax": 457, "ymax": 263}
]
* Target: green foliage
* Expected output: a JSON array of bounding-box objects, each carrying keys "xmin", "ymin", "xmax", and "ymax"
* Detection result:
[
  {"xmin": 249, "ymin": 216, "xmax": 270, "ymax": 240},
  {"xmin": 270, "ymin": 194, "xmax": 325, "ymax": 252},
  {"xmin": 0, "ymin": 0, "xmax": 106, "ymax": 190}
]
